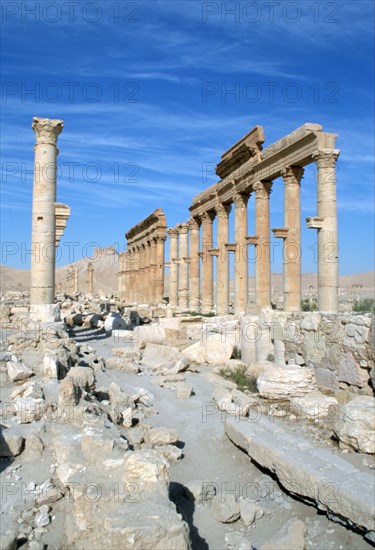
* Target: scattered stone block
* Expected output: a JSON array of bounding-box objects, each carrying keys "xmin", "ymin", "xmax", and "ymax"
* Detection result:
[
  {"xmin": 290, "ymin": 391, "xmax": 339, "ymax": 420},
  {"xmin": 334, "ymin": 396, "xmax": 375, "ymax": 454},
  {"xmin": 211, "ymin": 494, "xmax": 240, "ymax": 523},
  {"xmin": 175, "ymin": 383, "xmax": 193, "ymax": 399},
  {"xmin": 238, "ymin": 496, "xmax": 263, "ymax": 526},
  {"xmin": 145, "ymin": 427, "xmax": 179, "ymax": 447},
  {"xmin": 260, "ymin": 518, "xmax": 306, "ymax": 550},
  {"xmin": 0, "ymin": 430, "xmax": 24, "ymax": 457},
  {"xmin": 257, "ymin": 364, "xmax": 317, "ymax": 399},
  {"xmin": 7, "ymin": 361, "xmax": 33, "ymax": 382}
]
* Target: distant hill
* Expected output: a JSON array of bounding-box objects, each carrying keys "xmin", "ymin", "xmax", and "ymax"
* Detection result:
[{"xmin": 0, "ymin": 260, "xmax": 374, "ymax": 298}]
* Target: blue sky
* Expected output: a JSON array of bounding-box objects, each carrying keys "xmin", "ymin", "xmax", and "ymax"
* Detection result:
[{"xmin": 1, "ymin": 0, "xmax": 374, "ymax": 276}]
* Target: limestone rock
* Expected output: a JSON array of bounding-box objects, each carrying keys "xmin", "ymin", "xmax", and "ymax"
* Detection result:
[
  {"xmin": 16, "ymin": 397, "xmax": 45, "ymax": 424},
  {"xmin": 290, "ymin": 391, "xmax": 339, "ymax": 421},
  {"xmin": 124, "ymin": 449, "xmax": 170, "ymax": 486},
  {"xmin": 105, "ymin": 356, "xmax": 139, "ymax": 374},
  {"xmin": 245, "ymin": 360, "xmax": 275, "ymax": 380},
  {"xmin": 225, "ymin": 531, "xmax": 252, "ymax": 550},
  {"xmin": 212, "ymin": 386, "xmax": 236, "ymax": 413},
  {"xmin": 203, "ymin": 334, "xmax": 234, "ymax": 365},
  {"xmin": 6, "ymin": 361, "xmax": 33, "ymax": 382},
  {"xmin": 133, "ymin": 324, "xmax": 166, "ymax": 349},
  {"xmin": 67, "ymin": 366, "xmax": 95, "ymax": 392},
  {"xmin": 260, "ymin": 518, "xmax": 306, "ymax": 550},
  {"xmin": 334, "ymin": 396, "xmax": 375, "ymax": 454},
  {"xmin": 175, "ymin": 383, "xmax": 193, "ymax": 399},
  {"xmin": 257, "ymin": 365, "xmax": 317, "ymax": 400},
  {"xmin": 112, "ymin": 348, "xmax": 141, "ymax": 361},
  {"xmin": 211, "ymin": 494, "xmax": 240, "ymax": 523},
  {"xmin": 0, "ymin": 430, "xmax": 24, "ymax": 457},
  {"xmin": 25, "ymin": 432, "xmax": 44, "ymax": 457},
  {"xmin": 238, "ymin": 496, "xmax": 263, "ymax": 526},
  {"xmin": 181, "ymin": 341, "xmax": 206, "ymax": 364},
  {"xmin": 184, "ymin": 480, "xmax": 216, "ymax": 504},
  {"xmin": 141, "ymin": 343, "xmax": 181, "ymax": 370},
  {"xmin": 145, "ymin": 427, "xmax": 179, "ymax": 447},
  {"xmin": 104, "ymin": 313, "xmax": 127, "ymax": 333}
]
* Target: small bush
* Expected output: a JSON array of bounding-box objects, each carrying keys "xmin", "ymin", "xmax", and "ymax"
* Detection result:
[
  {"xmin": 352, "ymin": 298, "xmax": 375, "ymax": 313},
  {"xmin": 232, "ymin": 345, "xmax": 241, "ymax": 359},
  {"xmin": 301, "ymin": 299, "xmax": 317, "ymax": 311},
  {"xmin": 219, "ymin": 365, "xmax": 258, "ymax": 393},
  {"xmin": 267, "ymin": 353, "xmax": 274, "ymax": 362}
]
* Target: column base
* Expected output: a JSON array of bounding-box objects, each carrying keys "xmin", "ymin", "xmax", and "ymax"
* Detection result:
[{"xmin": 30, "ymin": 303, "xmax": 61, "ymax": 323}]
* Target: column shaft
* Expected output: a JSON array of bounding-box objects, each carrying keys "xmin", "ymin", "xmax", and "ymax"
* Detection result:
[
  {"xmin": 178, "ymin": 223, "xmax": 189, "ymax": 310},
  {"xmin": 201, "ymin": 211, "xmax": 215, "ymax": 313},
  {"xmin": 315, "ymin": 150, "xmax": 340, "ymax": 312},
  {"xmin": 167, "ymin": 229, "xmax": 179, "ymax": 306},
  {"xmin": 188, "ymin": 218, "xmax": 200, "ymax": 310},
  {"xmin": 216, "ymin": 203, "xmax": 231, "ymax": 315},
  {"xmin": 254, "ymin": 182, "xmax": 272, "ymax": 307},
  {"xmin": 234, "ymin": 194, "xmax": 249, "ymax": 315},
  {"xmin": 149, "ymin": 239, "xmax": 157, "ymax": 304},
  {"xmin": 283, "ymin": 167, "xmax": 303, "ymax": 311},
  {"xmin": 155, "ymin": 237, "xmax": 166, "ymax": 304}
]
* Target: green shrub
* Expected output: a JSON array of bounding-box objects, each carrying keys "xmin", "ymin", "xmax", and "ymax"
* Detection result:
[
  {"xmin": 301, "ymin": 299, "xmax": 317, "ymax": 311},
  {"xmin": 219, "ymin": 365, "xmax": 258, "ymax": 393},
  {"xmin": 352, "ymin": 298, "xmax": 375, "ymax": 313}
]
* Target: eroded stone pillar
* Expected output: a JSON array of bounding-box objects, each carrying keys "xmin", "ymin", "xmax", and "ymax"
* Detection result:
[
  {"xmin": 311, "ymin": 150, "xmax": 340, "ymax": 312},
  {"xmin": 87, "ymin": 262, "xmax": 94, "ymax": 294},
  {"xmin": 149, "ymin": 239, "xmax": 157, "ymax": 304},
  {"xmin": 283, "ymin": 166, "xmax": 303, "ymax": 311},
  {"xmin": 30, "ymin": 117, "xmax": 63, "ymax": 322},
  {"xmin": 144, "ymin": 241, "xmax": 151, "ymax": 304},
  {"xmin": 254, "ymin": 182, "xmax": 272, "ymax": 307},
  {"xmin": 155, "ymin": 237, "xmax": 166, "ymax": 304},
  {"xmin": 188, "ymin": 218, "xmax": 200, "ymax": 311},
  {"xmin": 201, "ymin": 211, "xmax": 215, "ymax": 313},
  {"xmin": 216, "ymin": 203, "xmax": 231, "ymax": 315},
  {"xmin": 234, "ymin": 194, "xmax": 249, "ymax": 315},
  {"xmin": 167, "ymin": 228, "xmax": 179, "ymax": 307},
  {"xmin": 178, "ymin": 223, "xmax": 189, "ymax": 310}
]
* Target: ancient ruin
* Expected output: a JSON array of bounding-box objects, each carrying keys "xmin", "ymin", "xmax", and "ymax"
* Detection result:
[
  {"xmin": 119, "ymin": 124, "xmax": 340, "ymax": 315},
  {"xmin": 0, "ymin": 118, "xmax": 373, "ymax": 550}
]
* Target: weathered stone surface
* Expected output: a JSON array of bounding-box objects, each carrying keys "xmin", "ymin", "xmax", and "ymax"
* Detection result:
[
  {"xmin": 104, "ymin": 313, "xmax": 127, "ymax": 333},
  {"xmin": 230, "ymin": 389, "xmax": 259, "ymax": 417},
  {"xmin": 67, "ymin": 366, "xmax": 95, "ymax": 392},
  {"xmin": 175, "ymin": 383, "xmax": 193, "ymax": 399},
  {"xmin": 238, "ymin": 496, "xmax": 263, "ymax": 527},
  {"xmin": 225, "ymin": 531, "xmax": 252, "ymax": 550},
  {"xmin": 25, "ymin": 432, "xmax": 44, "ymax": 457},
  {"xmin": 43, "ymin": 354, "xmax": 60, "ymax": 379},
  {"xmin": 181, "ymin": 341, "xmax": 206, "ymax": 364},
  {"xmin": 315, "ymin": 367, "xmax": 339, "ymax": 391},
  {"xmin": 141, "ymin": 343, "xmax": 181, "ymax": 370},
  {"xmin": 0, "ymin": 429, "xmax": 24, "ymax": 457},
  {"xmin": 334, "ymin": 397, "xmax": 375, "ymax": 454},
  {"xmin": 211, "ymin": 494, "xmax": 240, "ymax": 523},
  {"xmin": 145, "ymin": 427, "xmax": 179, "ymax": 447},
  {"xmin": 260, "ymin": 518, "xmax": 306, "ymax": 550},
  {"xmin": 212, "ymin": 387, "xmax": 235, "ymax": 413},
  {"xmin": 133, "ymin": 325, "xmax": 166, "ymax": 349},
  {"xmin": 124, "ymin": 449, "xmax": 170, "ymax": 486},
  {"xmin": 290, "ymin": 391, "xmax": 339, "ymax": 420},
  {"xmin": 338, "ymin": 351, "xmax": 367, "ymax": 387},
  {"xmin": 245, "ymin": 360, "xmax": 274, "ymax": 380},
  {"xmin": 112, "ymin": 347, "xmax": 141, "ymax": 360},
  {"xmin": 7, "ymin": 361, "xmax": 33, "ymax": 382},
  {"xmin": 203, "ymin": 334, "xmax": 234, "ymax": 365},
  {"xmin": 225, "ymin": 417, "xmax": 375, "ymax": 534},
  {"xmin": 184, "ymin": 480, "xmax": 216, "ymax": 504},
  {"xmin": 257, "ymin": 365, "xmax": 317, "ymax": 399},
  {"xmin": 105, "ymin": 356, "xmax": 139, "ymax": 374}
]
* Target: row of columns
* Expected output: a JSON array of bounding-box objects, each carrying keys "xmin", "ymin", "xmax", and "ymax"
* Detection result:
[
  {"xmin": 121, "ymin": 237, "xmax": 166, "ymax": 304},
  {"xmin": 167, "ymin": 152, "xmax": 338, "ymax": 313}
]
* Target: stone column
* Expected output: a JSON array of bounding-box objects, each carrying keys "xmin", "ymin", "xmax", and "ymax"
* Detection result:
[
  {"xmin": 144, "ymin": 241, "xmax": 151, "ymax": 304},
  {"xmin": 30, "ymin": 117, "xmax": 63, "ymax": 322},
  {"xmin": 216, "ymin": 203, "xmax": 231, "ymax": 315},
  {"xmin": 283, "ymin": 166, "xmax": 303, "ymax": 311},
  {"xmin": 254, "ymin": 182, "xmax": 272, "ymax": 307},
  {"xmin": 149, "ymin": 239, "xmax": 157, "ymax": 304},
  {"xmin": 312, "ymin": 150, "xmax": 340, "ymax": 312},
  {"xmin": 87, "ymin": 263, "xmax": 94, "ymax": 294},
  {"xmin": 167, "ymin": 228, "xmax": 179, "ymax": 307},
  {"xmin": 155, "ymin": 236, "xmax": 166, "ymax": 304},
  {"xmin": 178, "ymin": 223, "xmax": 189, "ymax": 310},
  {"xmin": 129, "ymin": 247, "xmax": 137, "ymax": 303},
  {"xmin": 188, "ymin": 217, "xmax": 200, "ymax": 311},
  {"xmin": 201, "ymin": 211, "xmax": 215, "ymax": 313},
  {"xmin": 234, "ymin": 194, "xmax": 249, "ymax": 315}
]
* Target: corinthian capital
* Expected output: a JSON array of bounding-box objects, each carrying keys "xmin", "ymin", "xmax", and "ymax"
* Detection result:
[
  {"xmin": 312, "ymin": 149, "xmax": 340, "ymax": 169},
  {"xmin": 32, "ymin": 117, "xmax": 64, "ymax": 145},
  {"xmin": 281, "ymin": 166, "xmax": 304, "ymax": 185},
  {"xmin": 216, "ymin": 202, "xmax": 232, "ymax": 219},
  {"xmin": 253, "ymin": 181, "xmax": 272, "ymax": 198},
  {"xmin": 188, "ymin": 217, "xmax": 200, "ymax": 231}
]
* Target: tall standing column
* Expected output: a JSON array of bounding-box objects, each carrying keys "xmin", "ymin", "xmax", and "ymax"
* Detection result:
[
  {"xmin": 167, "ymin": 229, "xmax": 179, "ymax": 307},
  {"xmin": 178, "ymin": 223, "xmax": 189, "ymax": 310},
  {"xmin": 216, "ymin": 203, "xmax": 231, "ymax": 315},
  {"xmin": 129, "ymin": 247, "xmax": 138, "ymax": 303},
  {"xmin": 144, "ymin": 241, "xmax": 151, "ymax": 304},
  {"xmin": 30, "ymin": 117, "xmax": 63, "ymax": 322},
  {"xmin": 155, "ymin": 236, "xmax": 166, "ymax": 304},
  {"xmin": 201, "ymin": 211, "xmax": 215, "ymax": 313},
  {"xmin": 188, "ymin": 218, "xmax": 200, "ymax": 311},
  {"xmin": 87, "ymin": 262, "xmax": 94, "ymax": 294},
  {"xmin": 254, "ymin": 181, "xmax": 272, "ymax": 307},
  {"xmin": 234, "ymin": 194, "xmax": 249, "ymax": 315},
  {"xmin": 149, "ymin": 239, "xmax": 157, "ymax": 304},
  {"xmin": 313, "ymin": 150, "xmax": 340, "ymax": 312},
  {"xmin": 283, "ymin": 166, "xmax": 303, "ymax": 311}
]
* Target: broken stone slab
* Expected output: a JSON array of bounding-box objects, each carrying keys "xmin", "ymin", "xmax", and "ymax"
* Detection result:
[
  {"xmin": 181, "ymin": 341, "xmax": 206, "ymax": 364},
  {"xmin": 257, "ymin": 364, "xmax": 317, "ymax": 399},
  {"xmin": 105, "ymin": 356, "xmax": 140, "ymax": 374},
  {"xmin": 211, "ymin": 493, "xmax": 240, "ymax": 523},
  {"xmin": 260, "ymin": 518, "xmax": 306, "ymax": 550},
  {"xmin": 231, "ymin": 389, "xmax": 259, "ymax": 417},
  {"xmin": 212, "ymin": 387, "xmax": 236, "ymax": 413},
  {"xmin": 225, "ymin": 416, "xmax": 375, "ymax": 536},
  {"xmin": 333, "ymin": 396, "xmax": 375, "ymax": 454},
  {"xmin": 290, "ymin": 391, "xmax": 339, "ymax": 421},
  {"xmin": 182, "ymin": 334, "xmax": 234, "ymax": 365},
  {"xmin": 144, "ymin": 427, "xmax": 179, "ymax": 447},
  {"xmin": 124, "ymin": 448, "xmax": 170, "ymax": 487},
  {"xmin": 6, "ymin": 361, "xmax": 33, "ymax": 382},
  {"xmin": 112, "ymin": 348, "xmax": 141, "ymax": 361},
  {"xmin": 141, "ymin": 343, "xmax": 181, "ymax": 370}
]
